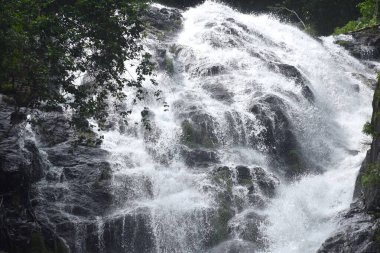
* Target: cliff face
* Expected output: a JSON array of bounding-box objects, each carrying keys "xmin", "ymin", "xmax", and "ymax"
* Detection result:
[
  {"xmin": 336, "ymin": 25, "xmax": 380, "ymax": 61},
  {"xmin": 319, "ymin": 56, "xmax": 380, "ymax": 252},
  {"xmin": 0, "ymin": 97, "xmax": 70, "ymax": 253}
]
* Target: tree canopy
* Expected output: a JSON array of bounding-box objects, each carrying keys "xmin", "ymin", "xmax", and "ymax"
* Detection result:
[
  {"xmin": 335, "ymin": 0, "xmax": 379, "ymax": 34},
  {"xmin": 0, "ymin": 0, "xmax": 154, "ymax": 130}
]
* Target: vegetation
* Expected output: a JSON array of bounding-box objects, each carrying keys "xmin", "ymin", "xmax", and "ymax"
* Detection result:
[
  {"xmin": 0, "ymin": 0, "xmax": 156, "ymax": 132},
  {"xmin": 335, "ymin": 0, "xmax": 379, "ymax": 34},
  {"xmin": 362, "ymin": 163, "xmax": 380, "ymax": 187},
  {"xmin": 363, "ymin": 121, "xmax": 376, "ymax": 137}
]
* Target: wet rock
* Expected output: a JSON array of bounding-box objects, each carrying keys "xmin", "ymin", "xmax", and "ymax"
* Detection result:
[
  {"xmin": 202, "ymin": 83, "xmax": 234, "ymax": 103},
  {"xmin": 10, "ymin": 111, "xmax": 27, "ymax": 125},
  {"xmin": 238, "ymin": 211, "xmax": 267, "ymax": 247},
  {"xmin": 143, "ymin": 6, "xmax": 183, "ymax": 40},
  {"xmin": 252, "ymin": 167, "xmax": 278, "ymax": 198},
  {"xmin": 85, "ymin": 210, "xmax": 155, "ymax": 253},
  {"xmin": 33, "ymin": 112, "xmax": 72, "ymax": 146},
  {"xmin": 190, "ymin": 63, "xmax": 226, "ymax": 77},
  {"xmin": 336, "ymin": 26, "xmax": 380, "ymax": 60},
  {"xmin": 236, "ymin": 166, "xmax": 252, "ymax": 184},
  {"xmin": 318, "ymin": 202, "xmax": 380, "ymax": 253},
  {"xmin": 180, "ymin": 113, "xmax": 219, "ymax": 149},
  {"xmin": 270, "ymin": 62, "xmax": 314, "ymax": 102},
  {"xmin": 0, "ymin": 101, "xmax": 69, "ymax": 253},
  {"xmin": 250, "ymin": 94, "xmax": 307, "ymax": 178},
  {"xmin": 208, "ymin": 239, "xmax": 260, "ymax": 253},
  {"xmin": 205, "ymin": 165, "xmax": 278, "ymax": 248},
  {"xmin": 181, "ymin": 147, "xmax": 220, "ymax": 168}
]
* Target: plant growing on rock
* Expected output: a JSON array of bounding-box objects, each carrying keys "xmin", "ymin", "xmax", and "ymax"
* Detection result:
[
  {"xmin": 362, "ymin": 163, "xmax": 380, "ymax": 187},
  {"xmin": 363, "ymin": 121, "xmax": 376, "ymax": 137}
]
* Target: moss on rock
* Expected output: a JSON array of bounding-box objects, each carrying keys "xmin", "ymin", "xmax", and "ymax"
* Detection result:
[{"xmin": 181, "ymin": 120, "xmax": 215, "ymax": 148}]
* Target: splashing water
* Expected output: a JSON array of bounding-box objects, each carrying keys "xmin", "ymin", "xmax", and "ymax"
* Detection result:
[{"xmin": 99, "ymin": 1, "xmax": 376, "ymax": 252}]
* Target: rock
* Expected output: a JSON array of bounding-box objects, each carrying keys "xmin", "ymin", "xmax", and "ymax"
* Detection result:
[
  {"xmin": 202, "ymin": 83, "xmax": 234, "ymax": 103},
  {"xmin": 208, "ymin": 239, "xmax": 259, "ymax": 253},
  {"xmin": 318, "ymin": 202, "xmax": 380, "ymax": 253},
  {"xmin": 236, "ymin": 166, "xmax": 252, "ymax": 184},
  {"xmin": 0, "ymin": 101, "xmax": 69, "ymax": 253},
  {"xmin": 250, "ymin": 94, "xmax": 307, "ymax": 178},
  {"xmin": 269, "ymin": 62, "xmax": 314, "ymax": 102},
  {"xmin": 205, "ymin": 165, "xmax": 278, "ymax": 248},
  {"xmin": 181, "ymin": 147, "xmax": 220, "ymax": 168},
  {"xmin": 354, "ymin": 80, "xmax": 380, "ymax": 211},
  {"xmin": 180, "ymin": 114, "xmax": 219, "ymax": 149},
  {"xmin": 335, "ymin": 26, "xmax": 380, "ymax": 60},
  {"xmin": 143, "ymin": 6, "xmax": 183, "ymax": 40},
  {"xmin": 190, "ymin": 63, "xmax": 226, "ymax": 77},
  {"xmin": 33, "ymin": 112, "xmax": 72, "ymax": 147}
]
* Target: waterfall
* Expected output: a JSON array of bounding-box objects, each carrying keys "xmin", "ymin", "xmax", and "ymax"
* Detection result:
[
  {"xmin": 33, "ymin": 1, "xmax": 378, "ymax": 253},
  {"xmin": 102, "ymin": 1, "xmax": 375, "ymax": 252}
]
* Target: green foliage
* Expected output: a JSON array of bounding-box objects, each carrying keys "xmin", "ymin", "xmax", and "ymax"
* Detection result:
[
  {"xmin": 335, "ymin": 0, "xmax": 379, "ymax": 34},
  {"xmin": 0, "ymin": 0, "xmax": 156, "ymax": 130},
  {"xmin": 362, "ymin": 163, "xmax": 380, "ymax": 187},
  {"xmin": 363, "ymin": 121, "xmax": 376, "ymax": 137}
]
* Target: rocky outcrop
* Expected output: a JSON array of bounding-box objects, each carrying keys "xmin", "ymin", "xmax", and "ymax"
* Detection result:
[
  {"xmin": 0, "ymin": 96, "xmax": 69, "ymax": 253},
  {"xmin": 336, "ymin": 25, "xmax": 380, "ymax": 61},
  {"xmin": 205, "ymin": 165, "xmax": 279, "ymax": 250},
  {"xmin": 319, "ymin": 79, "xmax": 380, "ymax": 253}
]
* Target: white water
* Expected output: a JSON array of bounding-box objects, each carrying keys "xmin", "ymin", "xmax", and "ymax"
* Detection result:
[{"xmin": 100, "ymin": 1, "xmax": 375, "ymax": 252}]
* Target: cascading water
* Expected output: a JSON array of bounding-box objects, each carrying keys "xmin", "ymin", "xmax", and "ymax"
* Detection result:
[{"xmin": 32, "ymin": 1, "xmax": 379, "ymax": 253}]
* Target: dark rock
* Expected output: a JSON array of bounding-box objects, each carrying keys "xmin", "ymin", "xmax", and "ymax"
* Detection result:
[
  {"xmin": 0, "ymin": 101, "xmax": 69, "ymax": 253},
  {"xmin": 33, "ymin": 112, "xmax": 71, "ymax": 146},
  {"xmin": 236, "ymin": 166, "xmax": 252, "ymax": 184},
  {"xmin": 252, "ymin": 167, "xmax": 278, "ymax": 198},
  {"xmin": 318, "ymin": 202, "xmax": 380, "ymax": 253},
  {"xmin": 10, "ymin": 111, "xmax": 27, "ymax": 125},
  {"xmin": 180, "ymin": 113, "xmax": 219, "ymax": 149},
  {"xmin": 182, "ymin": 148, "xmax": 220, "ymax": 168},
  {"xmin": 354, "ymin": 80, "xmax": 380, "ymax": 211},
  {"xmin": 190, "ymin": 63, "xmax": 226, "ymax": 77},
  {"xmin": 336, "ymin": 26, "xmax": 380, "ymax": 60},
  {"xmin": 270, "ymin": 62, "xmax": 314, "ymax": 102},
  {"xmin": 143, "ymin": 6, "xmax": 183, "ymax": 40},
  {"xmin": 84, "ymin": 210, "xmax": 155, "ymax": 253},
  {"xmin": 250, "ymin": 94, "xmax": 307, "ymax": 178},
  {"xmin": 203, "ymin": 83, "xmax": 234, "ymax": 103}
]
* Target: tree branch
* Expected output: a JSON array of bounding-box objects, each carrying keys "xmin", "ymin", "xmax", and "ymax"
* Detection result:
[{"xmin": 270, "ymin": 6, "xmax": 307, "ymax": 30}]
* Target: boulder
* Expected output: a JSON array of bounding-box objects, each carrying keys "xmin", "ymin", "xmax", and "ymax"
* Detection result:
[{"xmin": 250, "ymin": 94, "xmax": 307, "ymax": 178}]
